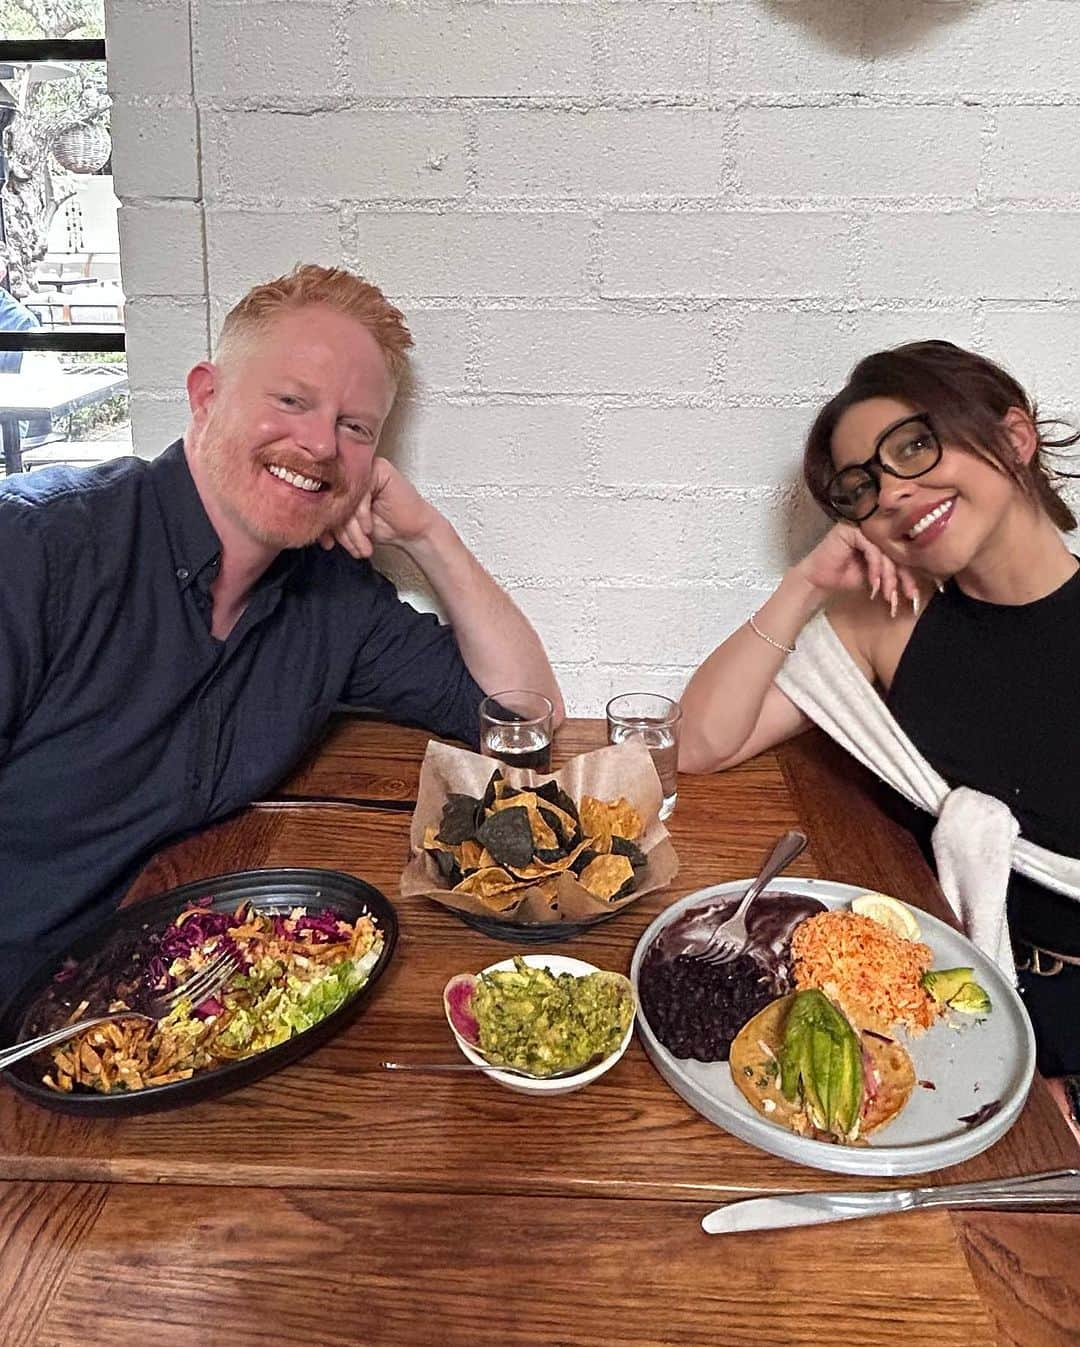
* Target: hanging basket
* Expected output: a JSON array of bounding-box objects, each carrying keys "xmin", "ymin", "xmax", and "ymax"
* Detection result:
[{"xmin": 52, "ymin": 122, "xmax": 112, "ymax": 175}]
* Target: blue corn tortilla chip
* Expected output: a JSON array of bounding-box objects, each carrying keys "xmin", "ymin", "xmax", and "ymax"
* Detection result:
[
  {"xmin": 610, "ymin": 835, "xmax": 647, "ymax": 869},
  {"xmin": 437, "ymin": 793, "xmax": 482, "ymax": 846},
  {"xmin": 475, "ymin": 806, "xmax": 535, "ymax": 869}
]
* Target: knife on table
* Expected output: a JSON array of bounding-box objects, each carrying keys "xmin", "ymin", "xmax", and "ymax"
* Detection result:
[{"xmin": 701, "ymin": 1169, "xmax": 1080, "ymax": 1235}]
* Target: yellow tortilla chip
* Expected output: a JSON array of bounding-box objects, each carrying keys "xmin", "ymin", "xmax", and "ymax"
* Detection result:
[
  {"xmin": 579, "ymin": 796, "xmax": 642, "ymax": 844},
  {"xmin": 458, "ymin": 838, "xmax": 485, "ymax": 871},
  {"xmin": 579, "ymin": 853, "xmax": 635, "ymax": 902},
  {"xmin": 422, "ymin": 824, "xmax": 443, "ymax": 851},
  {"xmin": 453, "ymin": 867, "xmax": 522, "ymax": 898}
]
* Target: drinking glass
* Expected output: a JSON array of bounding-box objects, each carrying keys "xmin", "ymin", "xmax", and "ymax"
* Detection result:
[
  {"xmin": 479, "ymin": 691, "xmax": 555, "ymax": 772},
  {"xmin": 606, "ymin": 692, "xmax": 682, "ymax": 820}
]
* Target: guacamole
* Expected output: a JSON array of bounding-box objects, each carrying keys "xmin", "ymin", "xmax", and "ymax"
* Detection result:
[{"xmin": 472, "ymin": 957, "xmax": 634, "ymax": 1075}]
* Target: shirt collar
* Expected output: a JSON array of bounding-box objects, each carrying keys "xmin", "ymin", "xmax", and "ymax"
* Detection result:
[
  {"xmin": 149, "ymin": 439, "xmax": 223, "ymax": 592},
  {"xmin": 148, "ymin": 439, "xmax": 305, "ymax": 596}
]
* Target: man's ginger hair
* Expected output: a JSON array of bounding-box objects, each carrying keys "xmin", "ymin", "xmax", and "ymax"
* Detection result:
[{"xmin": 216, "ymin": 264, "xmax": 413, "ymax": 381}]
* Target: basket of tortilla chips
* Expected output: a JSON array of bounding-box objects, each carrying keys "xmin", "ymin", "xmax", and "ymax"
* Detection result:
[{"xmin": 401, "ymin": 739, "xmax": 680, "ymax": 941}]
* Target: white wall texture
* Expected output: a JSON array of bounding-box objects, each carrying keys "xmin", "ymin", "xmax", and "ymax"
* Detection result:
[{"xmin": 106, "ymin": 0, "xmax": 1080, "ymax": 714}]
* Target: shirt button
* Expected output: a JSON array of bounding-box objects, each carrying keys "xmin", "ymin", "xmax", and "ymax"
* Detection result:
[{"xmin": 176, "ymin": 566, "xmax": 190, "ymax": 581}]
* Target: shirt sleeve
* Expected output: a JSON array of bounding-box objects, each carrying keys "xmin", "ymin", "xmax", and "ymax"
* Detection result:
[
  {"xmin": 0, "ymin": 498, "xmax": 53, "ymax": 761},
  {"xmin": 341, "ymin": 569, "xmax": 486, "ymax": 748}
]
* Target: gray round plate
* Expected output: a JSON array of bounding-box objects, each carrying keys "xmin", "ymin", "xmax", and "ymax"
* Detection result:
[{"xmin": 630, "ymin": 877, "xmax": 1036, "ymax": 1177}]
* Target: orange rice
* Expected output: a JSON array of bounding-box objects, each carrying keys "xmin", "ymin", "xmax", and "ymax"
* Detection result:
[{"xmin": 791, "ymin": 910, "xmax": 940, "ymax": 1035}]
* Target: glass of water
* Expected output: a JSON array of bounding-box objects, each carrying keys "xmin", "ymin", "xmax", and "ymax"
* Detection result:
[
  {"xmin": 479, "ymin": 690, "xmax": 555, "ymax": 772},
  {"xmin": 606, "ymin": 692, "xmax": 682, "ymax": 820}
]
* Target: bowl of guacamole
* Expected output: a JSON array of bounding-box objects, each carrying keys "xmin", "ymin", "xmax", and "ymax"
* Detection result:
[{"xmin": 443, "ymin": 954, "xmax": 636, "ymax": 1095}]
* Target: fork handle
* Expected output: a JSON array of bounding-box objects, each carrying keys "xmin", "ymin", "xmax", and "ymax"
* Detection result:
[
  {"xmin": 0, "ymin": 1013, "xmax": 150, "ymax": 1072},
  {"xmin": 732, "ymin": 830, "xmax": 809, "ymax": 919}
]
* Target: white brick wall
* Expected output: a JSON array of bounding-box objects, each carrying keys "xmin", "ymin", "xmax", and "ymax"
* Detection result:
[{"xmin": 106, "ymin": 0, "xmax": 1080, "ymax": 714}]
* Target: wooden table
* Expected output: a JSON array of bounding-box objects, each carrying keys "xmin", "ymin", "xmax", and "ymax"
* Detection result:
[{"xmin": 1, "ymin": 719, "xmax": 1076, "ymax": 1347}]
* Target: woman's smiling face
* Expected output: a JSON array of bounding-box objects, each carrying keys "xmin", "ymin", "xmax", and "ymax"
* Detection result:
[{"xmin": 830, "ymin": 396, "xmax": 1027, "ymax": 576}]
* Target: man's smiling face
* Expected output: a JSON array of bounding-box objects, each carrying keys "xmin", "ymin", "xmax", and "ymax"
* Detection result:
[{"xmin": 189, "ymin": 304, "xmax": 396, "ymax": 551}]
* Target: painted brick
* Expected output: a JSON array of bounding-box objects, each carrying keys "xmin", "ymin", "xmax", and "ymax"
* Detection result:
[
  {"xmin": 860, "ymin": 212, "xmax": 1080, "ymax": 300},
  {"xmin": 349, "ymin": 212, "xmax": 591, "ymax": 297},
  {"xmin": 124, "ymin": 298, "xmax": 208, "ymax": 395},
  {"xmin": 205, "ymin": 209, "xmax": 344, "ymax": 302},
  {"xmin": 737, "ymin": 107, "xmax": 982, "ymax": 199},
  {"xmin": 118, "ymin": 203, "xmax": 204, "ymax": 296},
  {"xmin": 478, "ymin": 311, "xmax": 711, "ymax": 394},
  {"xmin": 555, "ymin": 663, "xmax": 688, "ymax": 718},
  {"xmin": 471, "ymin": 493, "xmax": 720, "ymax": 584},
  {"xmin": 203, "ymin": 112, "xmax": 468, "ymax": 201},
  {"xmin": 986, "ymin": 107, "xmax": 1080, "ymax": 200},
  {"xmin": 981, "ymin": 309, "xmax": 1080, "ymax": 408},
  {"xmin": 109, "ymin": 100, "xmax": 200, "ymax": 200},
  {"xmin": 105, "ymin": 0, "xmax": 192, "ymax": 97},
  {"xmin": 600, "ymin": 211, "xmax": 852, "ymax": 298},
  {"xmin": 725, "ymin": 310, "xmax": 976, "ymax": 398},
  {"xmin": 478, "ymin": 110, "xmax": 728, "ymax": 197},
  {"xmin": 868, "ymin": 1, "xmax": 1080, "ymax": 94},
  {"xmin": 599, "ymin": 3, "xmax": 710, "ymax": 92},
  {"xmin": 195, "ymin": 2, "xmax": 342, "ymax": 98},
  {"xmin": 129, "ymin": 393, "xmax": 191, "ymax": 458},
  {"xmin": 715, "ymin": 0, "xmax": 865, "ymax": 93},
  {"xmin": 596, "ymin": 405, "xmax": 815, "ymax": 489},
  {"xmin": 504, "ymin": 585, "xmax": 597, "ymax": 665},
  {"xmin": 402, "ymin": 310, "xmax": 473, "ymax": 393},
  {"xmin": 394, "ymin": 401, "xmax": 590, "ymax": 489},
  {"xmin": 595, "ymin": 586, "xmax": 774, "ymax": 667},
  {"xmin": 348, "ymin": 5, "xmax": 593, "ymax": 96}
]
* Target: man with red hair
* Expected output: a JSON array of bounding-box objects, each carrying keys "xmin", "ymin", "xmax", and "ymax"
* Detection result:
[{"xmin": 0, "ymin": 265, "xmax": 562, "ymax": 986}]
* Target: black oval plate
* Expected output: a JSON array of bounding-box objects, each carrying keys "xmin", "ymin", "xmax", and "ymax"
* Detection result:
[{"xmin": 0, "ymin": 868, "xmax": 398, "ymax": 1116}]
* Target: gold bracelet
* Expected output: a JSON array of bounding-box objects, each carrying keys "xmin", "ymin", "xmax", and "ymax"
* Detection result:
[{"xmin": 748, "ymin": 612, "xmax": 796, "ymax": 655}]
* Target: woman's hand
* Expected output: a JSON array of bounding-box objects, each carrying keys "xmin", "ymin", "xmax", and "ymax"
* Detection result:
[{"xmin": 792, "ymin": 523, "xmax": 923, "ymax": 611}]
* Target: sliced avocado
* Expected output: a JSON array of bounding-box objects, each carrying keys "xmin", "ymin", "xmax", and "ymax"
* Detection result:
[
  {"xmin": 777, "ymin": 989, "xmax": 864, "ymax": 1140},
  {"xmin": 947, "ymin": 981, "xmax": 992, "ymax": 1015},
  {"xmin": 921, "ymin": 966, "xmax": 975, "ymax": 1004}
]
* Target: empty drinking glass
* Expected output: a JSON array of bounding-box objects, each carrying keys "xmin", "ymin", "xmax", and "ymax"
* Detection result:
[
  {"xmin": 479, "ymin": 691, "xmax": 555, "ymax": 772},
  {"xmin": 606, "ymin": 693, "xmax": 682, "ymax": 820}
]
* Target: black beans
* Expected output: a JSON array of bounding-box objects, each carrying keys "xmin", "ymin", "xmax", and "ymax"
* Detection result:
[{"xmin": 638, "ymin": 950, "xmax": 775, "ymax": 1062}]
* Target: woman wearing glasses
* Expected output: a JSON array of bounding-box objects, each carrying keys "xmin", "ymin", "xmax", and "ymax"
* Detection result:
[{"xmin": 679, "ymin": 339, "xmax": 1080, "ymax": 1119}]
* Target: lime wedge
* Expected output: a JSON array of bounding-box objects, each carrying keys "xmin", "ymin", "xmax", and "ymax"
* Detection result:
[{"xmin": 851, "ymin": 892, "xmax": 921, "ymax": 940}]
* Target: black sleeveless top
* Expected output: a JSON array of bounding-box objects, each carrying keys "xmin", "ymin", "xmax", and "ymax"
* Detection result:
[{"xmin": 887, "ymin": 564, "xmax": 1080, "ymax": 957}]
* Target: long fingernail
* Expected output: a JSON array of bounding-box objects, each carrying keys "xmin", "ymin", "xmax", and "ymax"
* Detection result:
[
  {"xmin": 870, "ymin": 581, "xmax": 880, "ymax": 602},
  {"xmin": 912, "ymin": 591, "xmax": 920, "ymax": 617},
  {"xmin": 890, "ymin": 591, "xmax": 898, "ymax": 618}
]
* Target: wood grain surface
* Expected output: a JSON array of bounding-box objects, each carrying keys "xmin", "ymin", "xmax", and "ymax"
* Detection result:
[
  {"xmin": 0, "ymin": 1179, "xmax": 1000, "ymax": 1347},
  {"xmin": 1, "ymin": 717, "xmax": 1076, "ymax": 1347}
]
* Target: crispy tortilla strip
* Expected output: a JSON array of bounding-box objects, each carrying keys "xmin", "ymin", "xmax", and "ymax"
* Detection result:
[
  {"xmin": 580, "ymin": 795, "xmax": 642, "ymax": 843},
  {"xmin": 579, "ymin": 853, "xmax": 635, "ymax": 901},
  {"xmin": 453, "ymin": 866, "xmax": 523, "ymax": 898}
]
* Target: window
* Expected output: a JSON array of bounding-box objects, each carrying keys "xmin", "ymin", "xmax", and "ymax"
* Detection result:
[{"xmin": 0, "ymin": 1, "xmax": 128, "ymax": 476}]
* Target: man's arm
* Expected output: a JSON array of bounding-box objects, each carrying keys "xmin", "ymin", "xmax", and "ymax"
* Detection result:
[{"xmin": 323, "ymin": 458, "xmax": 564, "ymax": 724}]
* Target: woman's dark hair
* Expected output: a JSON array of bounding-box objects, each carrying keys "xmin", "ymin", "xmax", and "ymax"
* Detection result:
[{"xmin": 804, "ymin": 340, "xmax": 1079, "ymax": 532}]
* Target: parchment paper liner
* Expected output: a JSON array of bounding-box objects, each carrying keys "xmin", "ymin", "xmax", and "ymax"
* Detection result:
[{"xmin": 401, "ymin": 739, "xmax": 680, "ymax": 924}]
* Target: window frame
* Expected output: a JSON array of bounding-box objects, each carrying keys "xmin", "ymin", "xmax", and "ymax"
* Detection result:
[{"xmin": 0, "ymin": 32, "xmax": 123, "ymax": 354}]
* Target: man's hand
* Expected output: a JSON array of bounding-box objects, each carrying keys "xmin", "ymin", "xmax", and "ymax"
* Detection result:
[{"xmin": 320, "ymin": 457, "xmax": 439, "ymax": 560}]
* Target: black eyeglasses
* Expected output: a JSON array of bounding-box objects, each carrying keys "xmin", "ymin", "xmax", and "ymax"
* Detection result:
[{"xmin": 825, "ymin": 413, "xmax": 943, "ymax": 522}]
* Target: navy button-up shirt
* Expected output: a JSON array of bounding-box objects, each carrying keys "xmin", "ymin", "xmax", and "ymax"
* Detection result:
[{"xmin": 0, "ymin": 442, "xmax": 484, "ymax": 988}]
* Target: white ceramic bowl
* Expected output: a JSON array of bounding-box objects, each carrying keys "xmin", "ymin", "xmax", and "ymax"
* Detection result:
[{"xmin": 444, "ymin": 953, "xmax": 635, "ymax": 1096}]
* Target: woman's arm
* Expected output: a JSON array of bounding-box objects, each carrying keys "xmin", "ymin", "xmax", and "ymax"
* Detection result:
[{"xmin": 679, "ymin": 523, "xmax": 919, "ymax": 774}]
